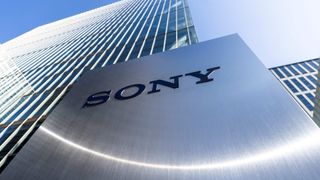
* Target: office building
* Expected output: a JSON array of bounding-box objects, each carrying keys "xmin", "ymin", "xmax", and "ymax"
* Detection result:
[
  {"xmin": 313, "ymin": 64, "xmax": 320, "ymax": 125},
  {"xmin": 0, "ymin": 0, "xmax": 198, "ymax": 170},
  {"xmin": 2, "ymin": 34, "xmax": 320, "ymax": 180},
  {"xmin": 2, "ymin": 0, "xmax": 320, "ymax": 179},
  {"xmin": 270, "ymin": 58, "xmax": 320, "ymax": 117}
]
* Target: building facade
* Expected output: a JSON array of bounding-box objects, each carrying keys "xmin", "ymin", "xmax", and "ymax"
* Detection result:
[
  {"xmin": 0, "ymin": 0, "xmax": 198, "ymax": 170},
  {"xmin": 313, "ymin": 66, "xmax": 320, "ymax": 125},
  {"xmin": 270, "ymin": 58, "xmax": 320, "ymax": 118},
  {"xmin": 3, "ymin": 35, "xmax": 320, "ymax": 180}
]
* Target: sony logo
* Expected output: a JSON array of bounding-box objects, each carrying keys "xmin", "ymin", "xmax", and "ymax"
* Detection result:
[{"xmin": 83, "ymin": 66, "xmax": 220, "ymax": 108}]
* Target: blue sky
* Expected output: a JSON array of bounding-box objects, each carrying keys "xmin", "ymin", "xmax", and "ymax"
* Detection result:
[
  {"xmin": 0, "ymin": 0, "xmax": 116, "ymax": 43},
  {"xmin": 188, "ymin": 0, "xmax": 320, "ymax": 67},
  {"xmin": 1, "ymin": 0, "xmax": 319, "ymax": 67}
]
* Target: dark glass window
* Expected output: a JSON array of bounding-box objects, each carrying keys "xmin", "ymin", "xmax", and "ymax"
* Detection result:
[
  {"xmin": 108, "ymin": 46, "xmax": 123, "ymax": 65},
  {"xmin": 165, "ymin": 31, "xmax": 177, "ymax": 50},
  {"xmin": 293, "ymin": 64, "xmax": 307, "ymax": 74},
  {"xmin": 297, "ymin": 94, "xmax": 313, "ymax": 111},
  {"xmin": 279, "ymin": 67, "xmax": 292, "ymax": 77},
  {"xmin": 148, "ymin": 15, "xmax": 161, "ymax": 37},
  {"xmin": 177, "ymin": 28, "xmax": 189, "ymax": 47},
  {"xmin": 273, "ymin": 68, "xmax": 284, "ymax": 78},
  {"xmin": 308, "ymin": 61, "xmax": 318, "ymax": 70},
  {"xmin": 188, "ymin": 26, "xmax": 197, "ymax": 44},
  {"xmin": 129, "ymin": 39, "xmax": 144, "ymax": 59},
  {"xmin": 153, "ymin": 34, "xmax": 165, "ymax": 54},
  {"xmin": 286, "ymin": 65, "xmax": 299, "ymax": 75},
  {"xmin": 167, "ymin": 7, "xmax": 176, "ymax": 31},
  {"xmin": 163, "ymin": 0, "xmax": 170, "ymax": 13},
  {"xmin": 284, "ymin": 80, "xmax": 298, "ymax": 93},
  {"xmin": 158, "ymin": 13, "xmax": 168, "ymax": 33},
  {"xmin": 306, "ymin": 93, "xmax": 315, "ymax": 104},
  {"xmin": 307, "ymin": 75, "xmax": 317, "ymax": 85},
  {"xmin": 291, "ymin": 79, "xmax": 306, "ymax": 91},
  {"xmin": 95, "ymin": 49, "xmax": 111, "ymax": 67},
  {"xmin": 117, "ymin": 45, "xmax": 131, "ymax": 63},
  {"xmin": 301, "ymin": 62, "xmax": 315, "ymax": 72},
  {"xmin": 299, "ymin": 77, "xmax": 315, "ymax": 90},
  {"xmin": 141, "ymin": 38, "xmax": 154, "ymax": 56},
  {"xmin": 6, "ymin": 94, "xmax": 38, "ymax": 123},
  {"xmin": 177, "ymin": 8, "xmax": 186, "ymax": 30}
]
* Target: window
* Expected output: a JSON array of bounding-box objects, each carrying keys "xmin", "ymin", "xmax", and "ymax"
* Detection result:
[
  {"xmin": 293, "ymin": 64, "xmax": 307, "ymax": 74},
  {"xmin": 306, "ymin": 93, "xmax": 315, "ymax": 104},
  {"xmin": 291, "ymin": 79, "xmax": 306, "ymax": 91},
  {"xmin": 308, "ymin": 61, "xmax": 318, "ymax": 70},
  {"xmin": 284, "ymin": 80, "xmax": 298, "ymax": 93},
  {"xmin": 301, "ymin": 62, "xmax": 315, "ymax": 72},
  {"xmin": 299, "ymin": 77, "xmax": 315, "ymax": 90},
  {"xmin": 297, "ymin": 94, "xmax": 313, "ymax": 111},
  {"xmin": 280, "ymin": 67, "xmax": 292, "ymax": 77},
  {"xmin": 286, "ymin": 65, "xmax": 299, "ymax": 75},
  {"xmin": 307, "ymin": 75, "xmax": 317, "ymax": 85},
  {"xmin": 273, "ymin": 68, "xmax": 284, "ymax": 78}
]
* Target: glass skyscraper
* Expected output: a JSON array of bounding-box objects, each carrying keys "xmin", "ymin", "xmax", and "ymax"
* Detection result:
[
  {"xmin": 0, "ymin": 0, "xmax": 197, "ymax": 170},
  {"xmin": 270, "ymin": 58, "xmax": 320, "ymax": 118},
  {"xmin": 313, "ymin": 64, "xmax": 320, "ymax": 125}
]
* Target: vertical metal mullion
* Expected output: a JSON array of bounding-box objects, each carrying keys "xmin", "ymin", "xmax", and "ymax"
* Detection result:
[
  {"xmin": 105, "ymin": 0, "xmax": 147, "ymax": 65},
  {"xmin": 137, "ymin": 0, "xmax": 162, "ymax": 58},
  {"xmin": 175, "ymin": 0, "xmax": 179, "ymax": 48},
  {"xmin": 124, "ymin": 0, "xmax": 155, "ymax": 61},
  {"xmin": 150, "ymin": 0, "xmax": 167, "ymax": 55},
  {"xmin": 125, "ymin": 0, "xmax": 158, "ymax": 60},
  {"xmin": 182, "ymin": 0, "xmax": 191, "ymax": 45},
  {"xmin": 163, "ymin": 0, "xmax": 172, "ymax": 51},
  {"xmin": 91, "ymin": 0, "xmax": 141, "ymax": 68},
  {"xmin": 69, "ymin": 1, "xmax": 141, "ymax": 77},
  {"xmin": 114, "ymin": 0, "xmax": 151, "ymax": 63},
  {"xmin": 99, "ymin": 0, "xmax": 142, "ymax": 66}
]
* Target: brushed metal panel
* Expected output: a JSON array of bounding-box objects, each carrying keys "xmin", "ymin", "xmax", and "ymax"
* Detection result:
[{"xmin": 2, "ymin": 34, "xmax": 320, "ymax": 179}]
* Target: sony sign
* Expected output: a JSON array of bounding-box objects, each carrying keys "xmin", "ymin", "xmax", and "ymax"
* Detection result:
[
  {"xmin": 3, "ymin": 35, "xmax": 320, "ymax": 180},
  {"xmin": 83, "ymin": 67, "xmax": 220, "ymax": 107}
]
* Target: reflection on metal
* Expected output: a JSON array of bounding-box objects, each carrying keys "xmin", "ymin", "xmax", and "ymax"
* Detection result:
[
  {"xmin": 39, "ymin": 126, "xmax": 320, "ymax": 170},
  {"xmin": 2, "ymin": 35, "xmax": 320, "ymax": 179}
]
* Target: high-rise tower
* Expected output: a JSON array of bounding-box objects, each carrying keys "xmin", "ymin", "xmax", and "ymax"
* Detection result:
[
  {"xmin": 0, "ymin": 0, "xmax": 198, "ymax": 170},
  {"xmin": 270, "ymin": 58, "xmax": 320, "ymax": 118}
]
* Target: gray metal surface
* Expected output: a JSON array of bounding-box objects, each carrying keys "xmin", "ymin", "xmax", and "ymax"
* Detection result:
[{"xmin": 2, "ymin": 34, "xmax": 320, "ymax": 179}]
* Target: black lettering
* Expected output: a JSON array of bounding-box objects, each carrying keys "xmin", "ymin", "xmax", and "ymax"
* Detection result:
[
  {"xmin": 114, "ymin": 84, "xmax": 145, "ymax": 100},
  {"xmin": 185, "ymin": 66, "xmax": 220, "ymax": 84},
  {"xmin": 147, "ymin": 75, "xmax": 183, "ymax": 94},
  {"xmin": 82, "ymin": 91, "xmax": 111, "ymax": 108}
]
